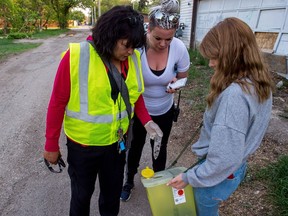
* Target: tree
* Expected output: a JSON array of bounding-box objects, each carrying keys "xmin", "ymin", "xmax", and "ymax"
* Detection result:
[
  {"xmin": 1, "ymin": 0, "xmax": 154, "ymax": 32},
  {"xmin": 49, "ymin": 0, "xmax": 72, "ymax": 29},
  {"xmin": 95, "ymin": 0, "xmax": 133, "ymax": 19},
  {"xmin": 70, "ymin": 10, "xmax": 85, "ymax": 24},
  {"xmin": 0, "ymin": 0, "xmax": 13, "ymax": 34},
  {"xmin": 7, "ymin": 0, "xmax": 52, "ymax": 32},
  {"xmin": 31, "ymin": 0, "xmax": 55, "ymax": 31},
  {"xmin": 9, "ymin": 0, "xmax": 37, "ymax": 32},
  {"xmin": 48, "ymin": 0, "xmax": 94, "ymax": 29},
  {"xmin": 137, "ymin": 0, "xmax": 149, "ymax": 12}
]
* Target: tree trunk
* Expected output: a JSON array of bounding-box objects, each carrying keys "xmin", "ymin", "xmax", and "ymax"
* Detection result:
[{"xmin": 3, "ymin": 19, "xmax": 7, "ymax": 35}]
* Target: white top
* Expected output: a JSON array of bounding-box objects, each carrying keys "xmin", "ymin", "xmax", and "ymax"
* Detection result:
[{"xmin": 138, "ymin": 37, "xmax": 190, "ymax": 116}]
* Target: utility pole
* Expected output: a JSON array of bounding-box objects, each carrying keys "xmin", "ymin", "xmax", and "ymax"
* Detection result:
[
  {"xmin": 94, "ymin": 3, "xmax": 97, "ymax": 23},
  {"xmin": 91, "ymin": 0, "xmax": 97, "ymax": 26},
  {"xmin": 98, "ymin": 0, "xmax": 101, "ymax": 17}
]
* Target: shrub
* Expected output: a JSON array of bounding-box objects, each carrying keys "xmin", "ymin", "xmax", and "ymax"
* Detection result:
[{"xmin": 7, "ymin": 33, "xmax": 32, "ymax": 39}]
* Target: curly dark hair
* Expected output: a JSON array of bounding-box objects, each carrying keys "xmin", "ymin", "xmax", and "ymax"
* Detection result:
[{"xmin": 92, "ymin": 5, "xmax": 146, "ymax": 60}]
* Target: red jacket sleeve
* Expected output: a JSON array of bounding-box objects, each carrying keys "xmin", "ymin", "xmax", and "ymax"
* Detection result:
[
  {"xmin": 134, "ymin": 95, "xmax": 151, "ymax": 126},
  {"xmin": 44, "ymin": 50, "xmax": 70, "ymax": 152}
]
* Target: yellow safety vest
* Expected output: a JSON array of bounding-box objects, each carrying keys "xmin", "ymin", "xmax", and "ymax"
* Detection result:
[{"xmin": 64, "ymin": 41, "xmax": 144, "ymax": 146}]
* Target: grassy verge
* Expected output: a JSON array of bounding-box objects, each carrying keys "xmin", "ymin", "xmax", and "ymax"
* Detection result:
[
  {"xmin": 255, "ymin": 156, "xmax": 288, "ymax": 215},
  {"xmin": 0, "ymin": 39, "xmax": 41, "ymax": 60},
  {"xmin": 0, "ymin": 29, "xmax": 69, "ymax": 61},
  {"xmin": 183, "ymin": 49, "xmax": 211, "ymax": 112},
  {"xmin": 32, "ymin": 29, "xmax": 69, "ymax": 39}
]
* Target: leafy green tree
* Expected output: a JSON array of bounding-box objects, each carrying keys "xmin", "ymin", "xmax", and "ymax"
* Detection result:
[
  {"xmin": 50, "ymin": 0, "xmax": 74, "ymax": 29},
  {"xmin": 30, "ymin": 0, "xmax": 55, "ymax": 31},
  {"xmin": 9, "ymin": 0, "xmax": 36, "ymax": 32},
  {"xmin": 1, "ymin": 0, "xmax": 157, "ymax": 32},
  {"xmin": 132, "ymin": 0, "xmax": 158, "ymax": 14},
  {"xmin": 3, "ymin": 0, "xmax": 55, "ymax": 33},
  {"xmin": 70, "ymin": 10, "xmax": 85, "ymax": 24},
  {"xmin": 49, "ymin": 0, "xmax": 94, "ymax": 29},
  {"xmin": 137, "ymin": 0, "xmax": 149, "ymax": 12},
  {"xmin": 0, "ymin": 0, "xmax": 13, "ymax": 34},
  {"xmin": 94, "ymin": 0, "xmax": 133, "ymax": 20}
]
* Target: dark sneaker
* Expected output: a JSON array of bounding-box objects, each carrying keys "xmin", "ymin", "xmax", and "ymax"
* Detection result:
[{"xmin": 120, "ymin": 182, "xmax": 134, "ymax": 202}]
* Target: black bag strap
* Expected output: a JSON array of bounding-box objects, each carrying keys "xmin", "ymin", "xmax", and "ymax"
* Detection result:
[
  {"xmin": 102, "ymin": 58, "xmax": 132, "ymax": 120},
  {"xmin": 176, "ymin": 90, "xmax": 181, "ymax": 108},
  {"xmin": 167, "ymin": 121, "xmax": 203, "ymax": 169},
  {"xmin": 101, "ymin": 58, "xmax": 134, "ymax": 149},
  {"xmin": 86, "ymin": 40, "xmax": 132, "ymax": 121},
  {"xmin": 86, "ymin": 40, "xmax": 133, "ymax": 148}
]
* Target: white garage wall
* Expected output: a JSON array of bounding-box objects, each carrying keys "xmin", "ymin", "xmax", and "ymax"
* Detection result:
[
  {"xmin": 179, "ymin": 0, "xmax": 194, "ymax": 48},
  {"xmin": 192, "ymin": 0, "xmax": 288, "ymax": 55}
]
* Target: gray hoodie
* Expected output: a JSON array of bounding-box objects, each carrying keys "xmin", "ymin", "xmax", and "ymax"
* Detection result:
[{"xmin": 183, "ymin": 82, "xmax": 272, "ymax": 187}]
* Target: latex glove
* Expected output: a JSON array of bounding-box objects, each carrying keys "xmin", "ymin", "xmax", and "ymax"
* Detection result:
[
  {"xmin": 153, "ymin": 135, "xmax": 162, "ymax": 160},
  {"xmin": 144, "ymin": 120, "xmax": 163, "ymax": 139}
]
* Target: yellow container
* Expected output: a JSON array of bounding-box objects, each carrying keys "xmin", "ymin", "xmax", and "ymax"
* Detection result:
[{"xmin": 141, "ymin": 167, "xmax": 197, "ymax": 216}]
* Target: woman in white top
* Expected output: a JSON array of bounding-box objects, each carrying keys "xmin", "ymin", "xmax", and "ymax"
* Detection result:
[{"xmin": 120, "ymin": 0, "xmax": 190, "ymax": 202}]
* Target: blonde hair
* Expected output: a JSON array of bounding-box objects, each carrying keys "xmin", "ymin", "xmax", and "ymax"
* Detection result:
[{"xmin": 199, "ymin": 17, "xmax": 274, "ymax": 107}]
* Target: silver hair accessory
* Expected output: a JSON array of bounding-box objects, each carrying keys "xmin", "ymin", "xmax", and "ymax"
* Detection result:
[
  {"xmin": 149, "ymin": 0, "xmax": 180, "ymax": 29},
  {"xmin": 154, "ymin": 10, "xmax": 180, "ymax": 29}
]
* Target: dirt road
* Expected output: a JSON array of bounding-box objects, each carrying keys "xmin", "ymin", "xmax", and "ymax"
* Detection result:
[
  {"xmin": 3, "ymin": 27, "xmax": 286, "ymax": 216},
  {"xmin": 0, "ymin": 29, "xmax": 153, "ymax": 216}
]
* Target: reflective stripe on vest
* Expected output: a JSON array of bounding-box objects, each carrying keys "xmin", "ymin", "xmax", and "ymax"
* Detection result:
[{"xmin": 131, "ymin": 52, "xmax": 142, "ymax": 92}]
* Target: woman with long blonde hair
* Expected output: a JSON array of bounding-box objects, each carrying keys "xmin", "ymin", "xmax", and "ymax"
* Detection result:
[
  {"xmin": 120, "ymin": 0, "xmax": 190, "ymax": 202},
  {"xmin": 168, "ymin": 17, "xmax": 274, "ymax": 215}
]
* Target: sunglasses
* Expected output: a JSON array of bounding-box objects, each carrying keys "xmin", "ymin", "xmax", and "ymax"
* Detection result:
[
  {"xmin": 44, "ymin": 156, "xmax": 66, "ymax": 173},
  {"xmin": 122, "ymin": 15, "xmax": 144, "ymax": 27},
  {"xmin": 154, "ymin": 10, "xmax": 180, "ymax": 25}
]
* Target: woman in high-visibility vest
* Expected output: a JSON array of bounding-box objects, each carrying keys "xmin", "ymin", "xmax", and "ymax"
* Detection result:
[{"xmin": 43, "ymin": 5, "xmax": 162, "ymax": 216}]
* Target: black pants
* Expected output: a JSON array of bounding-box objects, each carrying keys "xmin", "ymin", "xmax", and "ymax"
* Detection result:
[
  {"xmin": 67, "ymin": 138, "xmax": 126, "ymax": 216},
  {"xmin": 126, "ymin": 105, "xmax": 174, "ymax": 182}
]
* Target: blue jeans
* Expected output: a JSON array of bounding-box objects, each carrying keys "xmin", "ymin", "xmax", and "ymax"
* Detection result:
[{"xmin": 193, "ymin": 163, "xmax": 247, "ymax": 216}]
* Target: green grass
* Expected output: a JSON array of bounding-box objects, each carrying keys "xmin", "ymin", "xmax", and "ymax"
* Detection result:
[
  {"xmin": 189, "ymin": 48, "xmax": 209, "ymax": 67},
  {"xmin": 183, "ymin": 49, "xmax": 212, "ymax": 112},
  {"xmin": 0, "ymin": 39, "xmax": 41, "ymax": 60},
  {"xmin": 0, "ymin": 29, "xmax": 69, "ymax": 61},
  {"xmin": 255, "ymin": 156, "xmax": 288, "ymax": 215},
  {"xmin": 32, "ymin": 29, "xmax": 69, "ymax": 39}
]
